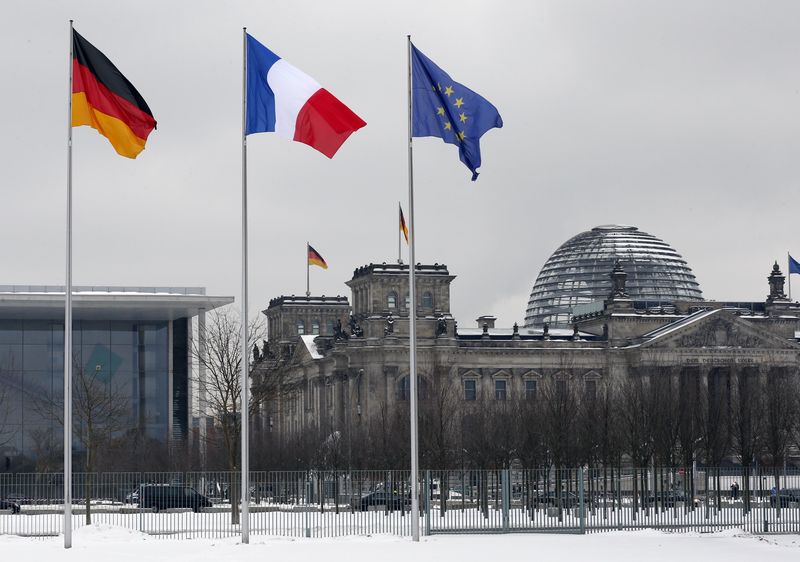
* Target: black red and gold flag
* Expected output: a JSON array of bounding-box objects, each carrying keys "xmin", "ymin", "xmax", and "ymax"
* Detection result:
[
  {"xmin": 307, "ymin": 244, "xmax": 328, "ymax": 269},
  {"xmin": 400, "ymin": 205, "xmax": 409, "ymax": 244},
  {"xmin": 72, "ymin": 30, "xmax": 156, "ymax": 158}
]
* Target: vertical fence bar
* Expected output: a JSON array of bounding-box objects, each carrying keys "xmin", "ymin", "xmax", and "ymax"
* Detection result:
[
  {"xmin": 424, "ymin": 470, "xmax": 431, "ymax": 536},
  {"xmin": 579, "ymin": 466, "xmax": 585, "ymax": 534},
  {"xmin": 501, "ymin": 469, "xmax": 509, "ymax": 533}
]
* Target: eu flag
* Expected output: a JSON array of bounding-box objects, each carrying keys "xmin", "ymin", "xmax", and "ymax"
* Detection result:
[
  {"xmin": 790, "ymin": 254, "xmax": 800, "ymax": 275},
  {"xmin": 411, "ymin": 44, "xmax": 503, "ymax": 181}
]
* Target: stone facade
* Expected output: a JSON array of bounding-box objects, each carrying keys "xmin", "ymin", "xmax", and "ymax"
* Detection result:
[{"xmin": 252, "ymin": 261, "xmax": 800, "ymax": 462}]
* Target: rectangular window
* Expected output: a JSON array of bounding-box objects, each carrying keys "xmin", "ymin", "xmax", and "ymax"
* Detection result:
[
  {"xmin": 585, "ymin": 379, "xmax": 597, "ymax": 401},
  {"xmin": 556, "ymin": 379, "xmax": 567, "ymax": 396},
  {"xmin": 495, "ymin": 379, "xmax": 507, "ymax": 401},
  {"xmin": 464, "ymin": 379, "xmax": 476, "ymax": 401},
  {"xmin": 525, "ymin": 379, "xmax": 537, "ymax": 400}
]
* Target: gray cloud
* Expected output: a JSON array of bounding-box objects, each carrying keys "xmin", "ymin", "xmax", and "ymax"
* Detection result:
[{"xmin": 2, "ymin": 0, "xmax": 799, "ymax": 327}]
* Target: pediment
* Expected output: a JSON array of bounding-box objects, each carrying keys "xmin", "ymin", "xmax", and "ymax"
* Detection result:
[
  {"xmin": 638, "ymin": 309, "xmax": 800, "ymax": 351},
  {"xmin": 291, "ymin": 335, "xmax": 325, "ymax": 364}
]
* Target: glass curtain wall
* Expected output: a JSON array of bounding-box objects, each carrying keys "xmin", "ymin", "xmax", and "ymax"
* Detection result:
[{"xmin": 0, "ymin": 319, "xmax": 169, "ymax": 469}]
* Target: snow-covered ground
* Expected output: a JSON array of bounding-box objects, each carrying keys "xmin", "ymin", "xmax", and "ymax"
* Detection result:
[{"xmin": 1, "ymin": 525, "xmax": 799, "ymax": 562}]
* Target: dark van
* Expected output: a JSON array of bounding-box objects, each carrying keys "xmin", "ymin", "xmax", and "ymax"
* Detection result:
[{"xmin": 139, "ymin": 484, "xmax": 212, "ymax": 512}]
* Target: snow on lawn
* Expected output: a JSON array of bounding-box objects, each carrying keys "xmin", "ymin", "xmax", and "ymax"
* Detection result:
[{"xmin": 0, "ymin": 526, "xmax": 798, "ymax": 562}]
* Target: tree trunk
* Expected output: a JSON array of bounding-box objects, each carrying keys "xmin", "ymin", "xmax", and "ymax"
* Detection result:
[{"xmin": 85, "ymin": 446, "xmax": 93, "ymax": 525}]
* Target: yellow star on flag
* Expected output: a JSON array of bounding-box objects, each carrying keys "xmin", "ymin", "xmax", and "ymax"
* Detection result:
[
  {"xmin": 457, "ymin": 130, "xmax": 466, "ymax": 141},
  {"xmin": 444, "ymin": 85, "xmax": 454, "ymax": 97},
  {"xmin": 436, "ymin": 106, "xmax": 445, "ymax": 116},
  {"xmin": 444, "ymin": 121, "xmax": 452, "ymax": 130},
  {"xmin": 454, "ymin": 97, "xmax": 464, "ymax": 108},
  {"xmin": 459, "ymin": 112, "xmax": 468, "ymax": 123}
]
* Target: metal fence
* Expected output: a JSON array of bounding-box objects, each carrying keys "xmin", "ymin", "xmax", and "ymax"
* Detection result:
[{"xmin": 0, "ymin": 467, "xmax": 796, "ymax": 539}]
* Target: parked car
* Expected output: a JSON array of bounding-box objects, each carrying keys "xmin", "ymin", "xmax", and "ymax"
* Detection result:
[
  {"xmin": 644, "ymin": 491, "xmax": 688, "ymax": 507},
  {"xmin": 5, "ymin": 494, "xmax": 28, "ymax": 505},
  {"xmin": 0, "ymin": 499, "xmax": 20, "ymax": 514},
  {"xmin": 124, "ymin": 488, "xmax": 139, "ymax": 504},
  {"xmin": 138, "ymin": 484, "xmax": 212, "ymax": 512},
  {"xmin": 355, "ymin": 491, "xmax": 410, "ymax": 511},
  {"xmin": 770, "ymin": 489, "xmax": 800, "ymax": 508},
  {"xmin": 531, "ymin": 491, "xmax": 579, "ymax": 508}
]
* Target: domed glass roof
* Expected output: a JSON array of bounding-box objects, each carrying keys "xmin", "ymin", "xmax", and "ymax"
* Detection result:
[{"xmin": 524, "ymin": 225, "xmax": 703, "ymax": 328}]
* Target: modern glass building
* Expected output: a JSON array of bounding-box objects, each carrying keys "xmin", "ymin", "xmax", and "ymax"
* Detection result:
[
  {"xmin": 524, "ymin": 225, "xmax": 703, "ymax": 328},
  {"xmin": 0, "ymin": 286, "xmax": 231, "ymax": 467}
]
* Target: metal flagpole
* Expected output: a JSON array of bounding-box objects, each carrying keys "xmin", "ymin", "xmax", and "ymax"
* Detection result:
[
  {"xmin": 406, "ymin": 34, "xmax": 420, "ymax": 543},
  {"xmin": 789, "ymin": 252, "xmax": 792, "ymax": 301},
  {"xmin": 240, "ymin": 26, "xmax": 250, "ymax": 544},
  {"xmin": 398, "ymin": 202, "xmax": 402, "ymax": 264},
  {"xmin": 306, "ymin": 242, "xmax": 311, "ymax": 297},
  {"xmin": 64, "ymin": 18, "xmax": 74, "ymax": 550}
]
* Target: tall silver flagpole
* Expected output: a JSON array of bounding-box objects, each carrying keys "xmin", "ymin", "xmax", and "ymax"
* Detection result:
[
  {"xmin": 306, "ymin": 242, "xmax": 311, "ymax": 297},
  {"xmin": 406, "ymin": 34, "xmax": 420, "ymax": 543},
  {"xmin": 64, "ymin": 19, "xmax": 74, "ymax": 550},
  {"xmin": 240, "ymin": 26, "xmax": 250, "ymax": 544},
  {"xmin": 789, "ymin": 252, "xmax": 792, "ymax": 301}
]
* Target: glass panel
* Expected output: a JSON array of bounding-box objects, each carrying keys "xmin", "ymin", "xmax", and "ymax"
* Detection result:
[
  {"xmin": 0, "ymin": 321, "xmax": 22, "ymax": 344},
  {"xmin": 110, "ymin": 322, "xmax": 136, "ymax": 345},
  {"xmin": 525, "ymin": 379, "xmax": 537, "ymax": 400},
  {"xmin": 22, "ymin": 345, "xmax": 52, "ymax": 372},
  {"xmin": 495, "ymin": 379, "xmax": 507, "ymax": 401},
  {"xmin": 22, "ymin": 321, "xmax": 52, "ymax": 345},
  {"xmin": 464, "ymin": 380, "xmax": 476, "ymax": 401},
  {"xmin": 0, "ymin": 344, "xmax": 22, "ymax": 370}
]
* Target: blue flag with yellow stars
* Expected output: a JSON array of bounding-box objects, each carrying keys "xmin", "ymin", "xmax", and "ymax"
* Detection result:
[
  {"xmin": 411, "ymin": 43, "xmax": 503, "ymax": 181},
  {"xmin": 790, "ymin": 254, "xmax": 800, "ymax": 275}
]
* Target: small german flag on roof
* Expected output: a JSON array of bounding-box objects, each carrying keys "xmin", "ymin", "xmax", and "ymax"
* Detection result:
[
  {"xmin": 72, "ymin": 30, "xmax": 156, "ymax": 158},
  {"xmin": 307, "ymin": 244, "xmax": 328, "ymax": 269}
]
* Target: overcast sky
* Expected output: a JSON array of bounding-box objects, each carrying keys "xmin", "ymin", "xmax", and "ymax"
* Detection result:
[{"xmin": 3, "ymin": 1, "xmax": 800, "ymax": 327}]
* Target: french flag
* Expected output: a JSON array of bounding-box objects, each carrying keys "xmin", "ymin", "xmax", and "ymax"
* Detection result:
[{"xmin": 245, "ymin": 34, "xmax": 366, "ymax": 158}]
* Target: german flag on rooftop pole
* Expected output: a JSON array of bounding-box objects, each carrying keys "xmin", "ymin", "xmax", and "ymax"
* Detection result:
[{"xmin": 72, "ymin": 29, "xmax": 156, "ymax": 158}]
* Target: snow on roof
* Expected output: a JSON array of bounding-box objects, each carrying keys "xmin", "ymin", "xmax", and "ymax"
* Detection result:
[
  {"xmin": 638, "ymin": 308, "xmax": 719, "ymax": 340},
  {"xmin": 0, "ymin": 285, "xmax": 207, "ymax": 296},
  {"xmin": 458, "ymin": 327, "xmax": 590, "ymax": 337},
  {"xmin": 300, "ymin": 335, "xmax": 323, "ymax": 359}
]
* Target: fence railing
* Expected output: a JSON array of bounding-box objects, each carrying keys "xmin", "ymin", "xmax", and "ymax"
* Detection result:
[{"xmin": 0, "ymin": 467, "xmax": 795, "ymax": 538}]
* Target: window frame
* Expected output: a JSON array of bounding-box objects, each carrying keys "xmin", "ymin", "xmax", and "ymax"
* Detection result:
[
  {"xmin": 463, "ymin": 379, "xmax": 477, "ymax": 401},
  {"xmin": 495, "ymin": 379, "xmax": 507, "ymax": 401}
]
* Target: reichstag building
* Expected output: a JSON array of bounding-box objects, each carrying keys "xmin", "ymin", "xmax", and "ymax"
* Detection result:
[{"xmin": 254, "ymin": 225, "xmax": 800, "ymax": 467}]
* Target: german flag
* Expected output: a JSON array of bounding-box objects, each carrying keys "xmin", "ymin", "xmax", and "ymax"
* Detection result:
[
  {"xmin": 308, "ymin": 244, "xmax": 328, "ymax": 269},
  {"xmin": 399, "ymin": 204, "xmax": 409, "ymax": 244},
  {"xmin": 72, "ymin": 30, "xmax": 156, "ymax": 158}
]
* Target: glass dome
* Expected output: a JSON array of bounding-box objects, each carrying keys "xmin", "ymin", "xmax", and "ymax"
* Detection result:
[{"xmin": 524, "ymin": 225, "xmax": 703, "ymax": 328}]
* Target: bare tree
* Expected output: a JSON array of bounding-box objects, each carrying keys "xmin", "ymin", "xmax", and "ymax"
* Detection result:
[
  {"xmin": 419, "ymin": 364, "xmax": 461, "ymax": 470},
  {"xmin": 763, "ymin": 367, "xmax": 798, "ymax": 506},
  {"xmin": 730, "ymin": 367, "xmax": 763, "ymax": 513},
  {"xmin": 190, "ymin": 307, "xmax": 265, "ymax": 523},
  {"xmin": 33, "ymin": 359, "xmax": 130, "ymax": 524}
]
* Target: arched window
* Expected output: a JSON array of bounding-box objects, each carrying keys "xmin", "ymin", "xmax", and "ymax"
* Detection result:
[
  {"xmin": 387, "ymin": 292, "xmax": 397, "ymax": 309},
  {"xmin": 311, "ymin": 320, "xmax": 320, "ymax": 335},
  {"xmin": 422, "ymin": 291, "xmax": 433, "ymax": 309},
  {"xmin": 296, "ymin": 320, "xmax": 305, "ymax": 335}
]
